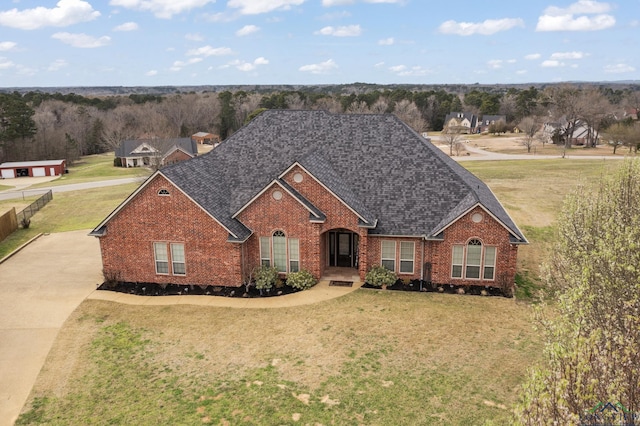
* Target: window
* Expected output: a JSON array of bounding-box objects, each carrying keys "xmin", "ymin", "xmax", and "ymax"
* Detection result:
[
  {"xmin": 153, "ymin": 243, "xmax": 169, "ymax": 274},
  {"xmin": 483, "ymin": 246, "xmax": 496, "ymax": 280},
  {"xmin": 399, "ymin": 242, "xmax": 414, "ymax": 274},
  {"xmin": 381, "ymin": 240, "xmax": 396, "ymax": 271},
  {"xmin": 158, "ymin": 189, "xmax": 170, "ymax": 196},
  {"xmin": 466, "ymin": 240, "xmax": 482, "ymax": 279},
  {"xmin": 171, "ymin": 243, "xmax": 186, "ymax": 275},
  {"xmin": 289, "ymin": 239, "xmax": 299, "ymax": 272},
  {"xmin": 260, "ymin": 231, "xmax": 299, "ymax": 273},
  {"xmin": 452, "ymin": 245, "xmax": 463, "ymax": 278},
  {"xmin": 260, "ymin": 237, "xmax": 271, "ymax": 267},
  {"xmin": 451, "ymin": 239, "xmax": 496, "ymax": 281},
  {"xmin": 272, "ymin": 231, "xmax": 287, "ymax": 273}
]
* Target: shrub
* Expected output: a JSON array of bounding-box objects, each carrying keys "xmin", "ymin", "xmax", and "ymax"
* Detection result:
[
  {"xmin": 286, "ymin": 270, "xmax": 317, "ymax": 290},
  {"xmin": 365, "ymin": 265, "xmax": 397, "ymax": 288},
  {"xmin": 20, "ymin": 217, "xmax": 31, "ymax": 228},
  {"xmin": 255, "ymin": 265, "xmax": 278, "ymax": 293}
]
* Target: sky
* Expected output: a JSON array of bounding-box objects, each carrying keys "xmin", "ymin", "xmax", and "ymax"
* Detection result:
[{"xmin": 0, "ymin": 0, "xmax": 638, "ymax": 87}]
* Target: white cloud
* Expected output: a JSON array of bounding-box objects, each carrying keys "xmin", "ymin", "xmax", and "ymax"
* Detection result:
[
  {"xmin": 389, "ymin": 64, "xmax": 430, "ymax": 77},
  {"xmin": 113, "ymin": 22, "xmax": 138, "ymax": 31},
  {"xmin": 378, "ymin": 37, "xmax": 394, "ymax": 45},
  {"xmin": 525, "ymin": 53, "xmax": 541, "ymax": 60},
  {"xmin": 315, "ymin": 25, "xmax": 362, "ymax": 36},
  {"xmin": 185, "ymin": 33, "xmax": 204, "ymax": 41},
  {"xmin": 170, "ymin": 57, "xmax": 203, "ymax": 71},
  {"xmin": 550, "ymin": 51, "xmax": 586, "ymax": 59},
  {"xmin": 604, "ymin": 63, "xmax": 635, "ymax": 73},
  {"xmin": 48, "ymin": 59, "xmax": 68, "ymax": 71},
  {"xmin": 0, "ymin": 0, "xmax": 100, "ymax": 30},
  {"xmin": 299, "ymin": 58, "xmax": 338, "ymax": 74},
  {"xmin": 438, "ymin": 18, "xmax": 524, "ymax": 36},
  {"xmin": 186, "ymin": 45, "xmax": 234, "ymax": 56},
  {"xmin": 236, "ymin": 25, "xmax": 260, "ymax": 36},
  {"xmin": 374, "ymin": 61, "xmax": 385, "ymax": 68},
  {"xmin": 541, "ymin": 60, "xmax": 565, "ymax": 67},
  {"xmin": 51, "ymin": 32, "xmax": 111, "ymax": 48},
  {"xmin": 146, "ymin": 70, "xmax": 158, "ymax": 76},
  {"xmin": 0, "ymin": 41, "xmax": 17, "ymax": 51},
  {"xmin": 222, "ymin": 57, "xmax": 269, "ymax": 72},
  {"xmin": 516, "ymin": 70, "xmax": 528, "ymax": 75},
  {"xmin": 389, "ymin": 65, "xmax": 406, "ymax": 72},
  {"xmin": 488, "ymin": 60, "xmax": 503, "ymax": 69},
  {"xmin": 536, "ymin": 0, "xmax": 615, "ymax": 31},
  {"xmin": 0, "ymin": 57, "xmax": 15, "ymax": 70},
  {"xmin": 322, "ymin": 0, "xmax": 403, "ymax": 4},
  {"xmin": 543, "ymin": 0, "xmax": 612, "ymax": 15},
  {"xmin": 109, "ymin": 0, "xmax": 215, "ymax": 19},
  {"xmin": 227, "ymin": 0, "xmax": 305, "ymax": 15}
]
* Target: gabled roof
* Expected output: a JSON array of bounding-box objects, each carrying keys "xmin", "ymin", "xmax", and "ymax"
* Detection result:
[
  {"xmin": 149, "ymin": 110, "xmax": 526, "ymax": 243},
  {"xmin": 115, "ymin": 138, "xmax": 197, "ymax": 158},
  {"xmin": 0, "ymin": 159, "xmax": 65, "ymax": 168},
  {"xmin": 444, "ymin": 112, "xmax": 478, "ymax": 128}
]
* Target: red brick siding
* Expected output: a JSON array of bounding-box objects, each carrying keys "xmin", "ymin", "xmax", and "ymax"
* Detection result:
[
  {"xmin": 428, "ymin": 206, "xmax": 518, "ymax": 287},
  {"xmin": 366, "ymin": 236, "xmax": 425, "ymax": 280},
  {"xmin": 237, "ymin": 184, "xmax": 323, "ymax": 280},
  {"xmin": 163, "ymin": 150, "xmax": 192, "ymax": 166},
  {"xmin": 98, "ymin": 174, "xmax": 243, "ymax": 287},
  {"xmin": 280, "ymin": 165, "xmax": 368, "ymax": 279}
]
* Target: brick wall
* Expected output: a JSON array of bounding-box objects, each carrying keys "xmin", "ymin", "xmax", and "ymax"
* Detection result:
[
  {"xmin": 366, "ymin": 236, "xmax": 425, "ymax": 281},
  {"xmin": 428, "ymin": 206, "xmax": 519, "ymax": 288},
  {"xmin": 163, "ymin": 149, "xmax": 192, "ymax": 166},
  {"xmin": 99, "ymin": 174, "xmax": 243, "ymax": 287}
]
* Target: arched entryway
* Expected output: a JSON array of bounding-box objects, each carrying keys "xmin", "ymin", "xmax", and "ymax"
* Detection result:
[{"xmin": 325, "ymin": 229, "xmax": 359, "ymax": 269}]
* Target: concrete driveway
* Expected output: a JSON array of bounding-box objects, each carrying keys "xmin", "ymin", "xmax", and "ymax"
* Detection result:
[{"xmin": 0, "ymin": 230, "xmax": 102, "ymax": 426}]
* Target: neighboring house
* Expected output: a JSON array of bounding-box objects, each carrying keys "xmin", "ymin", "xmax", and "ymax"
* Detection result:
[
  {"xmin": 192, "ymin": 132, "xmax": 220, "ymax": 146},
  {"xmin": 543, "ymin": 118, "xmax": 598, "ymax": 145},
  {"xmin": 0, "ymin": 159, "xmax": 66, "ymax": 179},
  {"xmin": 444, "ymin": 112, "xmax": 478, "ymax": 134},
  {"xmin": 91, "ymin": 110, "xmax": 527, "ymax": 291},
  {"xmin": 115, "ymin": 138, "xmax": 198, "ymax": 168},
  {"xmin": 478, "ymin": 115, "xmax": 507, "ymax": 133}
]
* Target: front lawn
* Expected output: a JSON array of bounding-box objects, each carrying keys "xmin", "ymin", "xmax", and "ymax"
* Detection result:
[{"xmin": 18, "ymin": 292, "xmax": 541, "ymax": 425}]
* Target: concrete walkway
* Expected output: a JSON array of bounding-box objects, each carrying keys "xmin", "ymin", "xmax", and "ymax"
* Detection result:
[{"xmin": 0, "ymin": 230, "xmax": 361, "ymax": 426}]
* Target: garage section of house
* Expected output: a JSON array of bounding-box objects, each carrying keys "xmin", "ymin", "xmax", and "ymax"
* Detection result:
[{"xmin": 0, "ymin": 160, "xmax": 66, "ymax": 179}]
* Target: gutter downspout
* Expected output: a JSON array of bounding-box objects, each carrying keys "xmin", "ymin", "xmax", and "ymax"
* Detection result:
[{"xmin": 420, "ymin": 236, "xmax": 426, "ymax": 291}]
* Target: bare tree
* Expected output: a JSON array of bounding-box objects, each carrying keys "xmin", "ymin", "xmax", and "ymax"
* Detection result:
[
  {"xmin": 285, "ymin": 93, "xmax": 307, "ymax": 110},
  {"xmin": 393, "ymin": 100, "xmax": 426, "ymax": 133},
  {"xmin": 346, "ymin": 101, "xmax": 370, "ymax": 114},
  {"xmin": 544, "ymin": 84, "xmax": 586, "ymax": 157},
  {"xmin": 311, "ymin": 96, "xmax": 342, "ymax": 113},
  {"xmin": 442, "ymin": 124, "xmax": 464, "ymax": 156},
  {"xmin": 370, "ymin": 98, "xmax": 389, "ymax": 114},
  {"xmin": 579, "ymin": 88, "xmax": 613, "ymax": 148},
  {"xmin": 517, "ymin": 117, "xmax": 540, "ymax": 153}
]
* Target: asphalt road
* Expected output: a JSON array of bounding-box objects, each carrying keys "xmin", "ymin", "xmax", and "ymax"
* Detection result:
[{"xmin": 0, "ymin": 177, "xmax": 145, "ymax": 201}]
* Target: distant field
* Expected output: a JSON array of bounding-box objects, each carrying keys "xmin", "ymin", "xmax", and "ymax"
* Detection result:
[{"xmin": 17, "ymin": 293, "xmax": 541, "ymax": 425}]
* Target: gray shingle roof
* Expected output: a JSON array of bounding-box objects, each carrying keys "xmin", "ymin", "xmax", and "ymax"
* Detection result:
[{"xmin": 160, "ymin": 110, "xmax": 526, "ymax": 242}]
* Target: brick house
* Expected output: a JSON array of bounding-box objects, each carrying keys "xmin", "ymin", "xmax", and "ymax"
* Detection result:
[
  {"xmin": 91, "ymin": 110, "xmax": 526, "ymax": 290},
  {"xmin": 115, "ymin": 137, "xmax": 198, "ymax": 168}
]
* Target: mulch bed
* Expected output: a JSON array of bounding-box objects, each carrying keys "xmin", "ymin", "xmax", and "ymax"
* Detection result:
[
  {"xmin": 361, "ymin": 279, "xmax": 509, "ymax": 297},
  {"xmin": 97, "ymin": 281, "xmax": 301, "ymax": 298}
]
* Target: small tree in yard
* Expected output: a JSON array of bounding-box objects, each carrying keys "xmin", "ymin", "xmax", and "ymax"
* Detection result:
[
  {"xmin": 365, "ymin": 265, "xmax": 397, "ymax": 289},
  {"xmin": 442, "ymin": 124, "xmax": 464, "ymax": 156},
  {"xmin": 286, "ymin": 270, "xmax": 317, "ymax": 290},
  {"xmin": 517, "ymin": 117, "xmax": 540, "ymax": 153},
  {"xmin": 516, "ymin": 160, "xmax": 640, "ymax": 425},
  {"xmin": 255, "ymin": 265, "xmax": 278, "ymax": 295}
]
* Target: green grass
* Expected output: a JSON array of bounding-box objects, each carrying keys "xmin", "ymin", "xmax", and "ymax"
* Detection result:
[
  {"xmin": 17, "ymin": 293, "xmax": 541, "ymax": 425},
  {"xmin": 0, "ymin": 183, "xmax": 139, "ymax": 259},
  {"xmin": 30, "ymin": 153, "xmax": 150, "ymax": 188}
]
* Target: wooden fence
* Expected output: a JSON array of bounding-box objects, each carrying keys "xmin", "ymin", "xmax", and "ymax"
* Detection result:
[{"xmin": 0, "ymin": 208, "xmax": 18, "ymax": 242}]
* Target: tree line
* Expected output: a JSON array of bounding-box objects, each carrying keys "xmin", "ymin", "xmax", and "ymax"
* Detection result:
[{"xmin": 0, "ymin": 84, "xmax": 638, "ymax": 163}]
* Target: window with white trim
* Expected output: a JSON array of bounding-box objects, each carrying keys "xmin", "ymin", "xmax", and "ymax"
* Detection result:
[
  {"xmin": 289, "ymin": 239, "xmax": 299, "ymax": 272},
  {"xmin": 381, "ymin": 240, "xmax": 396, "ymax": 271},
  {"xmin": 452, "ymin": 245, "xmax": 463, "ymax": 278},
  {"xmin": 260, "ymin": 237, "xmax": 271, "ymax": 267},
  {"xmin": 154, "ymin": 242, "xmax": 169, "ymax": 274},
  {"xmin": 171, "ymin": 243, "xmax": 186, "ymax": 275},
  {"xmin": 451, "ymin": 239, "xmax": 496, "ymax": 280},
  {"xmin": 399, "ymin": 241, "xmax": 414, "ymax": 274},
  {"xmin": 483, "ymin": 246, "xmax": 496, "ymax": 280},
  {"xmin": 272, "ymin": 231, "xmax": 287, "ymax": 273},
  {"xmin": 260, "ymin": 231, "xmax": 299, "ymax": 273}
]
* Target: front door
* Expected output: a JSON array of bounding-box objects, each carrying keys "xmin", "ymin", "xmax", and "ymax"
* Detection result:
[{"xmin": 328, "ymin": 231, "xmax": 359, "ymax": 268}]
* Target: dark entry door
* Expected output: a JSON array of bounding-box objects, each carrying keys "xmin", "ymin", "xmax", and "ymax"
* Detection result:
[{"xmin": 337, "ymin": 233, "xmax": 352, "ymax": 267}]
